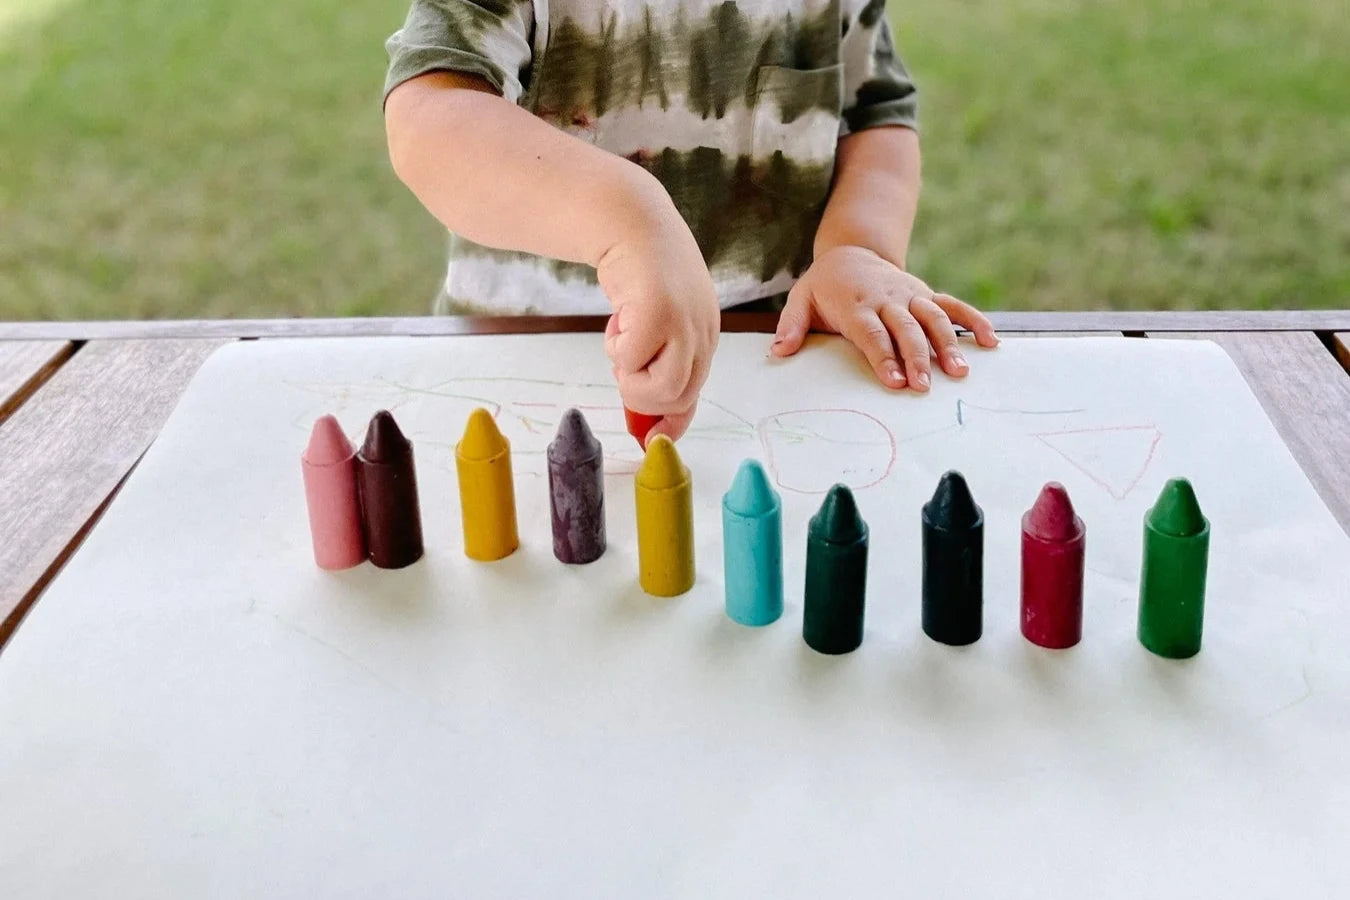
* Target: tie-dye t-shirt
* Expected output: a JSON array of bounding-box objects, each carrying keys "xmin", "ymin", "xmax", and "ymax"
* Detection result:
[{"xmin": 385, "ymin": 0, "xmax": 918, "ymax": 314}]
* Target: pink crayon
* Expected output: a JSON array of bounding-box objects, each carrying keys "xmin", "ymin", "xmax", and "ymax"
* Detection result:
[{"xmin": 301, "ymin": 414, "xmax": 366, "ymax": 569}]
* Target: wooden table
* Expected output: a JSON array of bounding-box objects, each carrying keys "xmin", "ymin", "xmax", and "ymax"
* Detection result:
[{"xmin": 3, "ymin": 311, "xmax": 1349, "ymax": 648}]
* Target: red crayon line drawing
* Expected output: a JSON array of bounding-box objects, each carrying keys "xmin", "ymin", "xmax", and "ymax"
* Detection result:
[
  {"xmin": 1032, "ymin": 425, "xmax": 1163, "ymax": 500},
  {"xmin": 757, "ymin": 409, "xmax": 898, "ymax": 495}
]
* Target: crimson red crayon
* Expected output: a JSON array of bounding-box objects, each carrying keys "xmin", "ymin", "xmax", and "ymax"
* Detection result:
[
  {"xmin": 624, "ymin": 407, "xmax": 660, "ymax": 449},
  {"xmin": 1021, "ymin": 482, "xmax": 1086, "ymax": 649}
]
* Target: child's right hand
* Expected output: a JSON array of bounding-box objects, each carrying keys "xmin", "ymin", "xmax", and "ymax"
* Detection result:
[{"xmin": 598, "ymin": 203, "xmax": 720, "ymax": 445}]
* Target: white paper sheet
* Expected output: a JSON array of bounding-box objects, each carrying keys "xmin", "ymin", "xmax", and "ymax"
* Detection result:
[{"xmin": 2, "ymin": 334, "xmax": 1347, "ymax": 898}]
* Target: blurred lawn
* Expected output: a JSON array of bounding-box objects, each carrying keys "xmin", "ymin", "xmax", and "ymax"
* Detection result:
[{"xmin": 1, "ymin": 0, "xmax": 1346, "ymax": 319}]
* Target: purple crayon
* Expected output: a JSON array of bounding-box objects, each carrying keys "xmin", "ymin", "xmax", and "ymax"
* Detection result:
[{"xmin": 547, "ymin": 408, "xmax": 607, "ymax": 564}]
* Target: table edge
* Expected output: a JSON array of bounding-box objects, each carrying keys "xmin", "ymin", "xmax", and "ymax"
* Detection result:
[{"xmin": 4, "ymin": 309, "xmax": 1350, "ymax": 340}]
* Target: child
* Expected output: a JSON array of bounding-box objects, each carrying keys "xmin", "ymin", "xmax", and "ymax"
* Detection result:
[{"xmin": 383, "ymin": 0, "xmax": 999, "ymax": 442}]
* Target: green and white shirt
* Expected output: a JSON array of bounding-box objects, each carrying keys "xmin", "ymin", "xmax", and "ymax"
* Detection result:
[{"xmin": 385, "ymin": 0, "xmax": 918, "ymax": 314}]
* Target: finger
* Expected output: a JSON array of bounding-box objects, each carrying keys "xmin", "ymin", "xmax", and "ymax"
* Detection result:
[
  {"xmin": 933, "ymin": 292, "xmax": 1000, "ymax": 348},
  {"xmin": 877, "ymin": 301, "xmax": 931, "ymax": 391},
  {"xmin": 616, "ymin": 344, "xmax": 696, "ymax": 414},
  {"xmin": 682, "ymin": 335, "xmax": 715, "ymax": 405},
  {"xmin": 604, "ymin": 305, "xmax": 666, "ymax": 373},
  {"xmin": 837, "ymin": 308, "xmax": 905, "ymax": 388},
  {"xmin": 645, "ymin": 339, "xmax": 697, "ymax": 403},
  {"xmin": 910, "ymin": 297, "xmax": 968, "ymax": 378},
  {"xmin": 770, "ymin": 281, "xmax": 812, "ymax": 357},
  {"xmin": 644, "ymin": 400, "xmax": 700, "ymax": 444}
]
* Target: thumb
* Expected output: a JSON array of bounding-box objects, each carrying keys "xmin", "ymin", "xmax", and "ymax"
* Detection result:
[{"xmin": 771, "ymin": 280, "xmax": 812, "ymax": 357}]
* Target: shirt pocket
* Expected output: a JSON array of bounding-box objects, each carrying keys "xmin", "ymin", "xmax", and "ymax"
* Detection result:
[{"xmin": 750, "ymin": 64, "xmax": 844, "ymax": 207}]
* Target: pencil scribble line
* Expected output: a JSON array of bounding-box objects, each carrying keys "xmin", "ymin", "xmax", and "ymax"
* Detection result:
[{"xmin": 957, "ymin": 398, "xmax": 1088, "ymax": 426}]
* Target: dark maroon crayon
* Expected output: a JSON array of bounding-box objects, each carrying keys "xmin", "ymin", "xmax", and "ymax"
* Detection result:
[
  {"xmin": 357, "ymin": 410, "xmax": 424, "ymax": 569},
  {"xmin": 547, "ymin": 408, "xmax": 607, "ymax": 564}
]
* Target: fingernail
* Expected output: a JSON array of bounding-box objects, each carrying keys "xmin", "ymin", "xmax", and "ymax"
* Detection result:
[
  {"xmin": 886, "ymin": 363, "xmax": 904, "ymax": 386},
  {"xmin": 916, "ymin": 371, "xmax": 930, "ymax": 388},
  {"xmin": 952, "ymin": 353, "xmax": 968, "ymax": 369}
]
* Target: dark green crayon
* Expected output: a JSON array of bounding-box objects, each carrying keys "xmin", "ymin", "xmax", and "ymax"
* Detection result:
[
  {"xmin": 1138, "ymin": 478, "xmax": 1210, "ymax": 659},
  {"xmin": 802, "ymin": 484, "xmax": 869, "ymax": 655}
]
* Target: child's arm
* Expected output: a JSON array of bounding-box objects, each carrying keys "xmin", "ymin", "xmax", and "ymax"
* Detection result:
[
  {"xmin": 385, "ymin": 72, "xmax": 719, "ymax": 441},
  {"xmin": 816, "ymin": 124, "xmax": 923, "ymax": 270},
  {"xmin": 772, "ymin": 126, "xmax": 998, "ymax": 390},
  {"xmin": 770, "ymin": 4, "xmax": 998, "ymax": 390}
]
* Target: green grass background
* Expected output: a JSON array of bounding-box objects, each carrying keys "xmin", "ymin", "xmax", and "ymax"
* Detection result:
[{"xmin": 1, "ymin": 0, "xmax": 1346, "ymax": 319}]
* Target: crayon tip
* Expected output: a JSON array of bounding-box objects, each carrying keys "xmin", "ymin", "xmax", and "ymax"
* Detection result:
[
  {"xmin": 636, "ymin": 434, "xmax": 688, "ymax": 490},
  {"xmin": 458, "ymin": 407, "xmax": 509, "ymax": 460},
  {"xmin": 360, "ymin": 410, "xmax": 411, "ymax": 464},
  {"xmin": 1025, "ymin": 482, "xmax": 1082, "ymax": 542},
  {"xmin": 625, "ymin": 407, "xmax": 660, "ymax": 448},
  {"xmin": 925, "ymin": 470, "xmax": 982, "ymax": 529},
  {"xmin": 724, "ymin": 459, "xmax": 779, "ymax": 517},
  {"xmin": 548, "ymin": 408, "xmax": 601, "ymax": 462},
  {"xmin": 304, "ymin": 414, "xmax": 354, "ymax": 465},
  {"xmin": 810, "ymin": 483, "xmax": 867, "ymax": 544},
  {"xmin": 1148, "ymin": 478, "xmax": 1207, "ymax": 537}
]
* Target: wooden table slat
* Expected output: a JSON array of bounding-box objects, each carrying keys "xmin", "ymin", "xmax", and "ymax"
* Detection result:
[
  {"xmin": 0, "ymin": 339, "xmax": 225, "ymax": 645},
  {"xmin": 0, "ymin": 340, "xmax": 74, "ymax": 423},
  {"xmin": 997, "ymin": 332, "xmax": 1124, "ymax": 338},
  {"xmin": 1148, "ymin": 332, "xmax": 1350, "ymax": 534},
  {"xmin": 2, "ymin": 309, "xmax": 1349, "ymax": 341},
  {"xmin": 1333, "ymin": 333, "xmax": 1350, "ymax": 373}
]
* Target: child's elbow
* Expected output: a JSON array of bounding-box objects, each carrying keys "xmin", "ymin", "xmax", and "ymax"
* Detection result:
[
  {"xmin": 385, "ymin": 71, "xmax": 499, "ymax": 184},
  {"xmin": 384, "ymin": 81, "xmax": 424, "ymax": 185}
]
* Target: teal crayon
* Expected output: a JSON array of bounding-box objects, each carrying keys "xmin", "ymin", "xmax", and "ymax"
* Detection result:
[{"xmin": 721, "ymin": 459, "xmax": 783, "ymax": 627}]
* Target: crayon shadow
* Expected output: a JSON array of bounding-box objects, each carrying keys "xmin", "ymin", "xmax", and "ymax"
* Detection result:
[
  {"xmin": 888, "ymin": 634, "xmax": 988, "ymax": 727},
  {"xmin": 1141, "ymin": 651, "xmax": 1204, "ymax": 708},
  {"xmin": 1137, "ymin": 650, "xmax": 1283, "ymax": 781},
  {"xmin": 599, "ymin": 581, "xmax": 688, "ymax": 630},
  {"xmin": 695, "ymin": 610, "xmax": 781, "ymax": 665},
  {"xmin": 353, "ymin": 555, "xmax": 441, "ymax": 624},
  {"xmin": 1017, "ymin": 640, "xmax": 1082, "ymax": 707},
  {"xmin": 787, "ymin": 637, "xmax": 865, "ymax": 712}
]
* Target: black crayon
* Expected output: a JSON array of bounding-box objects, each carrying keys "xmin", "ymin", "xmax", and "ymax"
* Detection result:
[{"xmin": 922, "ymin": 470, "xmax": 983, "ymax": 645}]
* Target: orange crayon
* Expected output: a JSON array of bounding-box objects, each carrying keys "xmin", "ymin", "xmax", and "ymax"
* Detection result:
[{"xmin": 624, "ymin": 407, "xmax": 660, "ymax": 449}]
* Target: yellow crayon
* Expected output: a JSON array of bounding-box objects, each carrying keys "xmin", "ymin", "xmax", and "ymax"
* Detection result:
[
  {"xmin": 455, "ymin": 407, "xmax": 520, "ymax": 561},
  {"xmin": 635, "ymin": 434, "xmax": 695, "ymax": 596}
]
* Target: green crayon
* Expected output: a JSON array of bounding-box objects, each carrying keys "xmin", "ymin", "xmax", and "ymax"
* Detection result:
[
  {"xmin": 1138, "ymin": 478, "xmax": 1210, "ymax": 659},
  {"xmin": 803, "ymin": 484, "xmax": 869, "ymax": 655}
]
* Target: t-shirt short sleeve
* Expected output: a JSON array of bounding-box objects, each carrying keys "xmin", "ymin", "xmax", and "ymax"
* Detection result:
[
  {"xmin": 839, "ymin": 0, "xmax": 919, "ymax": 136},
  {"xmin": 384, "ymin": 0, "xmax": 537, "ymax": 105}
]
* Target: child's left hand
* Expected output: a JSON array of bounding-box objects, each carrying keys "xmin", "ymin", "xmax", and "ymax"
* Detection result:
[{"xmin": 770, "ymin": 246, "xmax": 999, "ymax": 391}]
